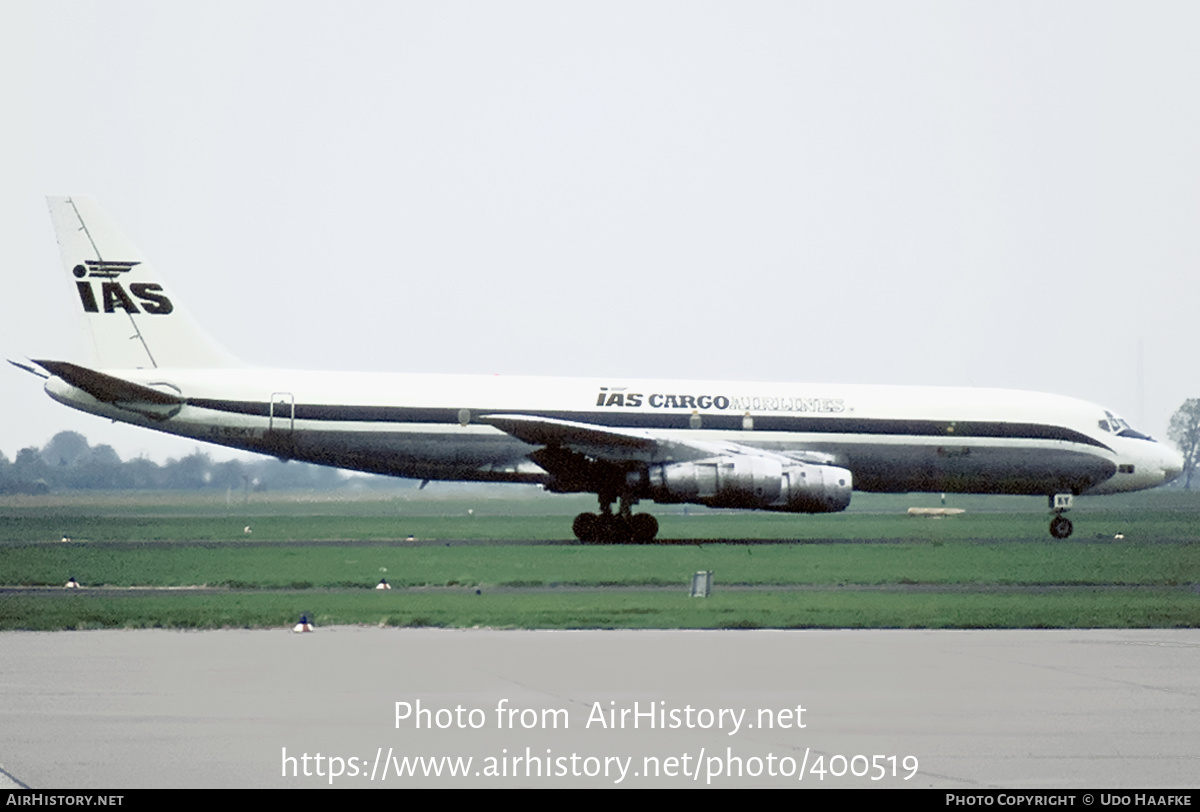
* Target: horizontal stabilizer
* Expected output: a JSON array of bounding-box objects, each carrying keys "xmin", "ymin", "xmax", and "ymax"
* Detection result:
[
  {"xmin": 8, "ymin": 359, "xmax": 49, "ymax": 379},
  {"xmin": 34, "ymin": 360, "xmax": 183, "ymax": 406}
]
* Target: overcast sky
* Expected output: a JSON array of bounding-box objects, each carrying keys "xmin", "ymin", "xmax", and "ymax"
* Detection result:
[{"xmin": 3, "ymin": 1, "xmax": 1199, "ymax": 463}]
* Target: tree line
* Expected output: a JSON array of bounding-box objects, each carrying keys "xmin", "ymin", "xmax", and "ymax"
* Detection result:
[
  {"xmin": 0, "ymin": 431, "xmax": 366, "ymax": 494},
  {"xmin": 4, "ymin": 402, "xmax": 1199, "ymax": 494},
  {"xmin": 1169, "ymin": 399, "xmax": 1200, "ymax": 490}
]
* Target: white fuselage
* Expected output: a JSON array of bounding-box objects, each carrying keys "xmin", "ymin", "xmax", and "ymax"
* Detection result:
[{"xmin": 45, "ymin": 368, "xmax": 1183, "ymax": 498}]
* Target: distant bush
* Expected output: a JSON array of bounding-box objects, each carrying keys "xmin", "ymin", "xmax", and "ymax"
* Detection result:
[{"xmin": 2, "ymin": 430, "xmax": 373, "ymax": 493}]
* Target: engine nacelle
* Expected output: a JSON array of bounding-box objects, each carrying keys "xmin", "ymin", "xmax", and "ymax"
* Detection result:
[
  {"xmin": 776, "ymin": 460, "xmax": 853, "ymax": 513},
  {"xmin": 636, "ymin": 455, "xmax": 852, "ymax": 513}
]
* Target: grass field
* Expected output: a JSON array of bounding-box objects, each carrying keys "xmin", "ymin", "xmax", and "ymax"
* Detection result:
[{"xmin": 2, "ymin": 487, "xmax": 1198, "ymax": 630}]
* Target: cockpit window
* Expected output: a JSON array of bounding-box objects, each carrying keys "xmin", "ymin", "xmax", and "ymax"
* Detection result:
[
  {"xmin": 1118, "ymin": 427, "xmax": 1153, "ymax": 440},
  {"xmin": 1103, "ymin": 410, "xmax": 1154, "ymax": 442}
]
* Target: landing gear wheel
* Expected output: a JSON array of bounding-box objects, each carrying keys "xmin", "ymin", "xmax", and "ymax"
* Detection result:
[
  {"xmin": 599, "ymin": 514, "xmax": 632, "ymax": 543},
  {"xmin": 574, "ymin": 512, "xmax": 632, "ymax": 543},
  {"xmin": 1050, "ymin": 515, "xmax": 1073, "ymax": 539},
  {"xmin": 629, "ymin": 513, "xmax": 659, "ymax": 543},
  {"xmin": 573, "ymin": 512, "xmax": 599, "ymax": 542}
]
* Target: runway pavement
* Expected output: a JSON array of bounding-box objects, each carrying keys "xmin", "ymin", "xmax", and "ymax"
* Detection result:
[{"xmin": 2, "ymin": 628, "xmax": 1198, "ymax": 788}]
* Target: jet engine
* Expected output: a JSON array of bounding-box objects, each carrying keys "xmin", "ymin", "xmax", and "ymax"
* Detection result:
[{"xmin": 633, "ymin": 455, "xmax": 852, "ymax": 513}]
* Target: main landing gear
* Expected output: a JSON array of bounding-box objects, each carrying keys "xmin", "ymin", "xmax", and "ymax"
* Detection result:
[
  {"xmin": 573, "ymin": 493, "xmax": 659, "ymax": 543},
  {"xmin": 1049, "ymin": 493, "xmax": 1074, "ymax": 539}
]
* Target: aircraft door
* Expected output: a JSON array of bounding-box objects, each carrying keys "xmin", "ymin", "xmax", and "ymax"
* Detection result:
[
  {"xmin": 265, "ymin": 392, "xmax": 297, "ymax": 457},
  {"xmin": 269, "ymin": 392, "xmax": 295, "ymax": 433}
]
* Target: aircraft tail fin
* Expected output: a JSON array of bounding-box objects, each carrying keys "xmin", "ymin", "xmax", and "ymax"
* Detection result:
[{"xmin": 47, "ymin": 196, "xmax": 243, "ymax": 369}]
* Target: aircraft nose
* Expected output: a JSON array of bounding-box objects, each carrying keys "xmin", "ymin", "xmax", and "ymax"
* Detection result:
[{"xmin": 1161, "ymin": 447, "xmax": 1184, "ymax": 485}]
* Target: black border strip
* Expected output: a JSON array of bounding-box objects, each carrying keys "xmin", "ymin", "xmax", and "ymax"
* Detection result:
[{"xmin": 183, "ymin": 398, "xmax": 1113, "ymax": 451}]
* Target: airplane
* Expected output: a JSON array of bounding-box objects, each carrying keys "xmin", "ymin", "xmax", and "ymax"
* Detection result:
[{"xmin": 11, "ymin": 196, "xmax": 1185, "ymax": 542}]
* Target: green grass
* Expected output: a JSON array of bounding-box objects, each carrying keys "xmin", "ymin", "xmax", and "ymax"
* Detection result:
[
  {"xmin": 3, "ymin": 589, "xmax": 1199, "ymax": 632},
  {"xmin": 2, "ymin": 487, "xmax": 1199, "ymax": 630},
  {"xmin": 3, "ymin": 539, "xmax": 1200, "ymax": 589},
  {"xmin": 2, "ymin": 488, "xmax": 1197, "ymax": 542}
]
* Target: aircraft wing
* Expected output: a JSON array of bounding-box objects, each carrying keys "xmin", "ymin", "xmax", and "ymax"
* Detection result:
[
  {"xmin": 481, "ymin": 413, "xmax": 831, "ymax": 466},
  {"xmin": 481, "ymin": 414, "xmax": 681, "ymax": 462}
]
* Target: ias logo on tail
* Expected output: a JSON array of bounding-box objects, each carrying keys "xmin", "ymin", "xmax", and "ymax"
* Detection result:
[
  {"xmin": 75, "ymin": 260, "xmax": 139, "ymax": 279},
  {"xmin": 72, "ymin": 262, "xmax": 174, "ymax": 315}
]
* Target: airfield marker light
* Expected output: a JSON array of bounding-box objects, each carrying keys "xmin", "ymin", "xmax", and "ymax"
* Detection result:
[{"xmin": 292, "ymin": 614, "xmax": 314, "ymax": 633}]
